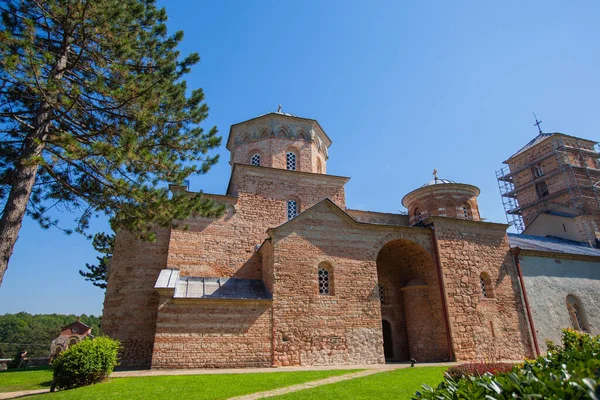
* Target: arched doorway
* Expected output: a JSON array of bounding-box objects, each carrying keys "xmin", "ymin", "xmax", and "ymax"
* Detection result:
[
  {"xmin": 382, "ymin": 319, "xmax": 394, "ymax": 360},
  {"xmin": 376, "ymin": 239, "xmax": 449, "ymax": 362}
]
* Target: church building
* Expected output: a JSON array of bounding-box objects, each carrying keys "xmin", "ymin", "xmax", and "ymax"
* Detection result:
[{"xmin": 102, "ymin": 110, "xmax": 599, "ymax": 368}]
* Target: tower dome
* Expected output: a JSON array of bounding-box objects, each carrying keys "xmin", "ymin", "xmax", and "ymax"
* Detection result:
[
  {"xmin": 402, "ymin": 172, "xmax": 481, "ymax": 225},
  {"xmin": 225, "ymin": 108, "xmax": 331, "ymax": 174}
]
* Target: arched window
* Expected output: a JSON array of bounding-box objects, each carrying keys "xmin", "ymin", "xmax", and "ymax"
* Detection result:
[
  {"xmin": 480, "ymin": 272, "xmax": 493, "ymax": 298},
  {"xmin": 287, "ymin": 199, "xmax": 298, "ymax": 220},
  {"xmin": 286, "ymin": 152, "xmax": 297, "ymax": 171},
  {"xmin": 566, "ymin": 295, "xmax": 588, "ymax": 331},
  {"xmin": 532, "ymin": 164, "xmax": 544, "ymax": 178},
  {"xmin": 535, "ymin": 181, "xmax": 549, "ymax": 199},
  {"xmin": 251, "ymin": 153, "xmax": 261, "ymax": 166},
  {"xmin": 461, "ymin": 204, "xmax": 469, "ymax": 219},
  {"xmin": 377, "ymin": 283, "xmax": 386, "ymax": 304},
  {"xmin": 414, "ymin": 208, "xmax": 423, "ymax": 222},
  {"xmin": 318, "ymin": 263, "xmax": 332, "ymax": 295}
]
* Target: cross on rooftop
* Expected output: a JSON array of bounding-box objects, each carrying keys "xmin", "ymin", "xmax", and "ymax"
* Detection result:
[{"xmin": 533, "ymin": 112, "xmax": 543, "ymax": 134}]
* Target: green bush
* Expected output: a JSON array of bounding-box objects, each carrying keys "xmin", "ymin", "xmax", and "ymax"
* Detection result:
[
  {"xmin": 51, "ymin": 336, "xmax": 121, "ymax": 390},
  {"xmin": 414, "ymin": 329, "xmax": 600, "ymax": 399}
]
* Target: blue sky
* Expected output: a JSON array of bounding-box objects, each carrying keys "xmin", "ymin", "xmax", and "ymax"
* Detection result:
[{"xmin": 1, "ymin": 0, "xmax": 599, "ymax": 316}]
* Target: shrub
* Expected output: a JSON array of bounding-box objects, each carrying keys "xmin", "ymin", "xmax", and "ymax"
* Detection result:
[
  {"xmin": 51, "ymin": 336, "xmax": 121, "ymax": 390},
  {"xmin": 445, "ymin": 362, "xmax": 515, "ymax": 380},
  {"xmin": 414, "ymin": 329, "xmax": 600, "ymax": 399}
]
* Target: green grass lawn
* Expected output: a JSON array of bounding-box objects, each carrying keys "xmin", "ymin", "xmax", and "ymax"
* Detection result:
[
  {"xmin": 29, "ymin": 369, "xmax": 360, "ymax": 399},
  {"xmin": 0, "ymin": 366, "xmax": 53, "ymax": 393},
  {"xmin": 271, "ymin": 366, "xmax": 448, "ymax": 400}
]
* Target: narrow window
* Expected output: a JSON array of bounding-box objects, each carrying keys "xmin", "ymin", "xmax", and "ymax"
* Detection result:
[
  {"xmin": 251, "ymin": 154, "xmax": 261, "ymax": 166},
  {"xmin": 480, "ymin": 276, "xmax": 487, "ymax": 298},
  {"xmin": 377, "ymin": 283, "xmax": 386, "ymax": 304},
  {"xmin": 287, "ymin": 199, "xmax": 298, "ymax": 220},
  {"xmin": 461, "ymin": 204, "xmax": 469, "ymax": 219},
  {"xmin": 480, "ymin": 272, "xmax": 493, "ymax": 298},
  {"xmin": 532, "ymin": 164, "xmax": 544, "ymax": 178},
  {"xmin": 318, "ymin": 264, "xmax": 332, "ymax": 295},
  {"xmin": 286, "ymin": 152, "xmax": 297, "ymax": 171},
  {"xmin": 567, "ymin": 295, "xmax": 587, "ymax": 331},
  {"xmin": 535, "ymin": 181, "xmax": 549, "ymax": 199}
]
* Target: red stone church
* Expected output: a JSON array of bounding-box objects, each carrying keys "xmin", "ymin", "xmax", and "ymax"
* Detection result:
[{"xmin": 103, "ymin": 110, "xmax": 600, "ymax": 368}]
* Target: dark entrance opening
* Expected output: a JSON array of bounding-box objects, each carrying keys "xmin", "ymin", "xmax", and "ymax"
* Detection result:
[
  {"xmin": 382, "ymin": 319, "xmax": 394, "ymax": 360},
  {"xmin": 376, "ymin": 239, "xmax": 449, "ymax": 362}
]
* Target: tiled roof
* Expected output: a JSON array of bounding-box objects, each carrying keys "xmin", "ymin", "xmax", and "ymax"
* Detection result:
[
  {"xmin": 508, "ymin": 233, "xmax": 600, "ymax": 257},
  {"xmin": 154, "ymin": 269, "xmax": 271, "ymax": 300}
]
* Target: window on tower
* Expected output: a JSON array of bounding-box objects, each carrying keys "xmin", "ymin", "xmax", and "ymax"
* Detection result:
[
  {"xmin": 287, "ymin": 199, "xmax": 298, "ymax": 220},
  {"xmin": 286, "ymin": 152, "xmax": 297, "ymax": 171},
  {"xmin": 532, "ymin": 164, "xmax": 544, "ymax": 178},
  {"xmin": 251, "ymin": 154, "xmax": 261, "ymax": 166},
  {"xmin": 535, "ymin": 181, "xmax": 549, "ymax": 199}
]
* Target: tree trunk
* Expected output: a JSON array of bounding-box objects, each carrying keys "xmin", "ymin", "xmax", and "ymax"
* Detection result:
[
  {"xmin": 0, "ymin": 33, "xmax": 71, "ymax": 286},
  {"xmin": 0, "ymin": 128, "xmax": 47, "ymax": 285}
]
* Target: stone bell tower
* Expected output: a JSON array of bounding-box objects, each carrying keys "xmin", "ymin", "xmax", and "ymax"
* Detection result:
[{"xmin": 226, "ymin": 108, "xmax": 331, "ymax": 174}]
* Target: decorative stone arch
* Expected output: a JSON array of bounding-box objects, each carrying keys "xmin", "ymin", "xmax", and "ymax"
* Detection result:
[
  {"xmin": 297, "ymin": 129, "xmax": 309, "ymax": 141},
  {"xmin": 259, "ymin": 128, "xmax": 270, "ymax": 139},
  {"xmin": 368, "ymin": 232, "xmax": 433, "ymax": 261},
  {"xmin": 240, "ymin": 134, "xmax": 252, "ymax": 144}
]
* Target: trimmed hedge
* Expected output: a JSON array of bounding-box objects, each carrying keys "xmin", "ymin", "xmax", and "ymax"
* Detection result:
[
  {"xmin": 414, "ymin": 329, "xmax": 600, "ymax": 399},
  {"xmin": 445, "ymin": 362, "xmax": 515, "ymax": 380},
  {"xmin": 51, "ymin": 336, "xmax": 121, "ymax": 390}
]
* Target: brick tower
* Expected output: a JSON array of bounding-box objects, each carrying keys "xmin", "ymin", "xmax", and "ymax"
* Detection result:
[{"xmin": 497, "ymin": 132, "xmax": 600, "ymax": 245}]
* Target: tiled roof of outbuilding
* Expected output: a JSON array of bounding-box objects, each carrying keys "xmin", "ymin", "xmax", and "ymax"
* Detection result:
[{"xmin": 508, "ymin": 233, "xmax": 600, "ymax": 257}]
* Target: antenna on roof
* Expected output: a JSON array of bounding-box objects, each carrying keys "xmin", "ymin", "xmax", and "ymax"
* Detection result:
[
  {"xmin": 533, "ymin": 112, "xmax": 543, "ymax": 135},
  {"xmin": 277, "ymin": 104, "xmax": 282, "ymax": 113}
]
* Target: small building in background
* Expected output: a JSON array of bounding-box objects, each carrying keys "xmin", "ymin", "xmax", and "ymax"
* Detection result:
[{"xmin": 50, "ymin": 319, "xmax": 93, "ymax": 360}]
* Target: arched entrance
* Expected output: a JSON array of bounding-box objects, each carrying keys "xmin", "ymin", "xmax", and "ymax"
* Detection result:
[{"xmin": 376, "ymin": 239, "xmax": 449, "ymax": 362}]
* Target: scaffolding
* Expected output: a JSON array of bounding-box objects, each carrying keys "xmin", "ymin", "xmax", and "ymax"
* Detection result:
[{"xmin": 496, "ymin": 137, "xmax": 600, "ymax": 233}]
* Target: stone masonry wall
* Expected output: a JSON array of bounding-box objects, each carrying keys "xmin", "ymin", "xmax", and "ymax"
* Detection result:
[
  {"xmin": 102, "ymin": 229, "xmax": 170, "ymax": 367},
  {"xmin": 432, "ymin": 217, "xmax": 534, "ymax": 361},
  {"xmin": 266, "ymin": 200, "xmax": 443, "ymax": 366},
  {"xmin": 151, "ymin": 299, "xmax": 272, "ymax": 368},
  {"xmin": 166, "ymin": 166, "xmax": 347, "ymax": 279}
]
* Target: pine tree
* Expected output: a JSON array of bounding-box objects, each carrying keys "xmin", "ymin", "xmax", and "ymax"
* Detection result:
[
  {"xmin": 0, "ymin": 0, "xmax": 223, "ymax": 285},
  {"xmin": 79, "ymin": 232, "xmax": 113, "ymax": 289}
]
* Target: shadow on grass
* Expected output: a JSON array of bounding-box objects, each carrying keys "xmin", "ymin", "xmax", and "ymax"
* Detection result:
[{"xmin": 0, "ymin": 366, "xmax": 51, "ymax": 374}]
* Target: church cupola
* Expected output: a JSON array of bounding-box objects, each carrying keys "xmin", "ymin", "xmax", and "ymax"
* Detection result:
[
  {"xmin": 402, "ymin": 170, "xmax": 481, "ymax": 225},
  {"xmin": 225, "ymin": 107, "xmax": 332, "ymax": 174}
]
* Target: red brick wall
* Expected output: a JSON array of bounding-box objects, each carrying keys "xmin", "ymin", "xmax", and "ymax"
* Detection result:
[
  {"xmin": 102, "ymin": 229, "xmax": 170, "ymax": 367},
  {"xmin": 151, "ymin": 299, "xmax": 272, "ymax": 368},
  {"xmin": 432, "ymin": 217, "xmax": 534, "ymax": 361}
]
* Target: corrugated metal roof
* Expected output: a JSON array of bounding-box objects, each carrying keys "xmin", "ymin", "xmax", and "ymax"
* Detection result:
[
  {"xmin": 154, "ymin": 270, "xmax": 271, "ymax": 300},
  {"xmin": 508, "ymin": 233, "xmax": 600, "ymax": 257}
]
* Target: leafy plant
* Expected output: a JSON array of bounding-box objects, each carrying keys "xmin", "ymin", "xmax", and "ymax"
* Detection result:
[
  {"xmin": 414, "ymin": 329, "xmax": 600, "ymax": 399},
  {"xmin": 51, "ymin": 336, "xmax": 120, "ymax": 390}
]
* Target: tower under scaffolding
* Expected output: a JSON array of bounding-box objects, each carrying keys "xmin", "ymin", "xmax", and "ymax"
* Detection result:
[{"xmin": 496, "ymin": 136, "xmax": 600, "ymax": 233}]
